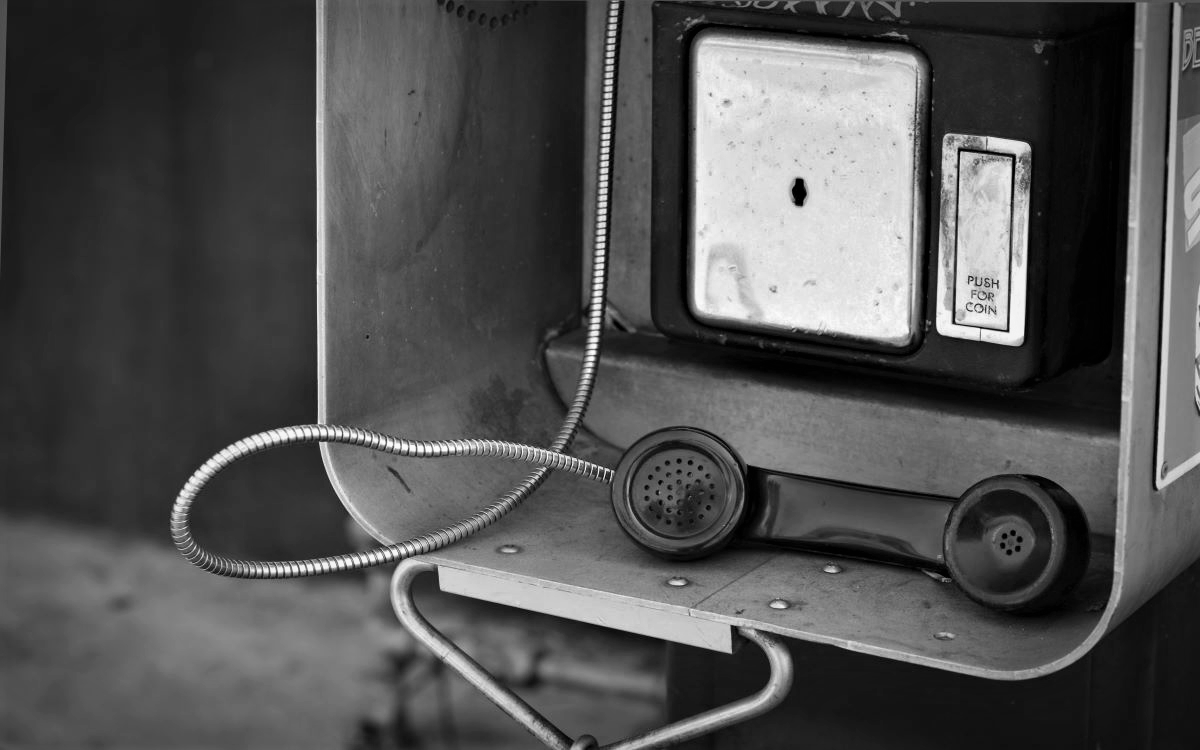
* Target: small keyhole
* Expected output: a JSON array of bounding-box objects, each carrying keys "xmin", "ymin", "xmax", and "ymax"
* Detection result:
[{"xmin": 790, "ymin": 178, "xmax": 808, "ymax": 207}]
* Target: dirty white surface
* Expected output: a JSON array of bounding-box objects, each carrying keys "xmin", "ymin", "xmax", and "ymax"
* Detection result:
[
  {"xmin": 951, "ymin": 150, "xmax": 1014, "ymax": 331},
  {"xmin": 935, "ymin": 133, "xmax": 1031, "ymax": 346},
  {"xmin": 689, "ymin": 28, "xmax": 927, "ymax": 348}
]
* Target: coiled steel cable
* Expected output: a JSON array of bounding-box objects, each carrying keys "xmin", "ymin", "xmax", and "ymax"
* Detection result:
[{"xmin": 170, "ymin": 0, "xmax": 624, "ymax": 579}]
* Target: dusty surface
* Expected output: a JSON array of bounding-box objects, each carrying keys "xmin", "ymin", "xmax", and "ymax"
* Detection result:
[{"xmin": 0, "ymin": 515, "xmax": 662, "ymax": 749}]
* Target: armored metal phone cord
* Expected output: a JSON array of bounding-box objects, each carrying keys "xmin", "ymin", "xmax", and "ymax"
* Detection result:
[{"xmin": 169, "ymin": 0, "xmax": 624, "ymax": 579}]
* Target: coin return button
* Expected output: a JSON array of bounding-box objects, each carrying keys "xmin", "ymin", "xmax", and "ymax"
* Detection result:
[
  {"xmin": 937, "ymin": 134, "xmax": 1031, "ymax": 347},
  {"xmin": 954, "ymin": 151, "xmax": 1013, "ymax": 331}
]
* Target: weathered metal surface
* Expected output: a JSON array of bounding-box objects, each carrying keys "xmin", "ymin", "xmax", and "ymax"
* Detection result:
[
  {"xmin": 317, "ymin": 0, "xmax": 587, "ymax": 542},
  {"xmin": 1103, "ymin": 4, "xmax": 1200, "ymax": 628},
  {"xmin": 583, "ymin": 0, "xmax": 654, "ymax": 330},
  {"xmin": 545, "ymin": 331, "xmax": 1120, "ymax": 537},
  {"xmin": 439, "ymin": 565, "xmax": 737, "ymax": 653},
  {"xmin": 418, "ymin": 453, "xmax": 778, "ymax": 634},
  {"xmin": 416, "ymin": 460, "xmax": 1109, "ymax": 679}
]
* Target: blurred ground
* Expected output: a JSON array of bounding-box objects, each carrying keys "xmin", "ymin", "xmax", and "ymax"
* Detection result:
[{"xmin": 0, "ymin": 513, "xmax": 663, "ymax": 749}]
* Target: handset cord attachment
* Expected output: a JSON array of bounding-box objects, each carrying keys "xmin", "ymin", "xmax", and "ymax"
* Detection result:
[{"xmin": 170, "ymin": 0, "xmax": 624, "ymax": 579}]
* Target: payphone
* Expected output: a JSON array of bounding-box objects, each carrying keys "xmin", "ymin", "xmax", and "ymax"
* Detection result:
[
  {"xmin": 650, "ymin": 5, "xmax": 1126, "ymax": 388},
  {"xmin": 171, "ymin": 2, "xmax": 1200, "ymax": 748}
]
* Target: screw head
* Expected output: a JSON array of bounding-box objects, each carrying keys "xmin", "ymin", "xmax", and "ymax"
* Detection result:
[
  {"xmin": 934, "ymin": 631, "xmax": 957, "ymax": 641},
  {"xmin": 768, "ymin": 598, "xmax": 791, "ymax": 610},
  {"xmin": 666, "ymin": 576, "xmax": 690, "ymax": 588},
  {"xmin": 822, "ymin": 562, "xmax": 843, "ymax": 574},
  {"xmin": 496, "ymin": 544, "xmax": 522, "ymax": 555}
]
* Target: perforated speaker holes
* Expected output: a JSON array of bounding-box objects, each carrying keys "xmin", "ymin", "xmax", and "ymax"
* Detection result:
[
  {"xmin": 630, "ymin": 447, "xmax": 727, "ymax": 540},
  {"xmin": 999, "ymin": 530, "xmax": 1023, "ymax": 555},
  {"xmin": 992, "ymin": 519, "xmax": 1035, "ymax": 563}
]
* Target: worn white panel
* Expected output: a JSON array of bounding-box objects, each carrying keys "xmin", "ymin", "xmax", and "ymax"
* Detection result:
[
  {"xmin": 936, "ymin": 133, "xmax": 1031, "ymax": 346},
  {"xmin": 688, "ymin": 29, "xmax": 928, "ymax": 349},
  {"xmin": 953, "ymin": 151, "xmax": 1014, "ymax": 331},
  {"xmin": 438, "ymin": 565, "xmax": 736, "ymax": 653}
]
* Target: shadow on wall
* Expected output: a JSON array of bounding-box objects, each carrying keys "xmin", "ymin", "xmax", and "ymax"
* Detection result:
[{"xmin": 0, "ymin": 0, "xmax": 348, "ymax": 560}]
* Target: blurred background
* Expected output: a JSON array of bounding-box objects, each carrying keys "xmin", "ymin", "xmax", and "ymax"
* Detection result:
[{"xmin": 0, "ymin": 1, "xmax": 661, "ymax": 747}]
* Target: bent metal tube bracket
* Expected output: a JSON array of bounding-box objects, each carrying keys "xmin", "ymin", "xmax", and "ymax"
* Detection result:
[{"xmin": 390, "ymin": 559, "xmax": 794, "ymax": 750}]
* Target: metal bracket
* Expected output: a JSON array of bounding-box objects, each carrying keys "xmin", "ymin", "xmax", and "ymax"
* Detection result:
[{"xmin": 390, "ymin": 559, "xmax": 794, "ymax": 750}]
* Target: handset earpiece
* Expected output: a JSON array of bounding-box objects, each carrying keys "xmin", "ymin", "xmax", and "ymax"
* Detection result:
[
  {"xmin": 943, "ymin": 475, "xmax": 1090, "ymax": 614},
  {"xmin": 610, "ymin": 427, "xmax": 748, "ymax": 560}
]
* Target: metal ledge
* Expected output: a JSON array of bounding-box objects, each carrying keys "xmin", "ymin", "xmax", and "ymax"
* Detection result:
[{"xmin": 412, "ymin": 448, "xmax": 1112, "ymax": 679}]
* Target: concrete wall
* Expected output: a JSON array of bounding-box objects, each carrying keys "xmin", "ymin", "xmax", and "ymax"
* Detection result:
[{"xmin": 0, "ymin": 0, "xmax": 347, "ymax": 560}]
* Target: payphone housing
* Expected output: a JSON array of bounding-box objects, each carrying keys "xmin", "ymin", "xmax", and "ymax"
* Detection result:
[
  {"xmin": 311, "ymin": 0, "xmax": 1197, "ymax": 690},
  {"xmin": 650, "ymin": 3, "xmax": 1129, "ymax": 388}
]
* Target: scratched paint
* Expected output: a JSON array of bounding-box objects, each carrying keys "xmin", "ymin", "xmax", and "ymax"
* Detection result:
[{"xmin": 703, "ymin": 243, "xmax": 765, "ymax": 323}]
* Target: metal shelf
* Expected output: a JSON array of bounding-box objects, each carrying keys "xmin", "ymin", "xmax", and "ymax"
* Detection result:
[{"xmin": 415, "ymin": 448, "xmax": 1111, "ymax": 679}]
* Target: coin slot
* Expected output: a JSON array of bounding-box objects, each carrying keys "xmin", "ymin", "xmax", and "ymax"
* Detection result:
[{"xmin": 790, "ymin": 178, "xmax": 808, "ymax": 207}]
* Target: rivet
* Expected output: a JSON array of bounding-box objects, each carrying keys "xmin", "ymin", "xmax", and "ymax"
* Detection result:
[
  {"xmin": 822, "ymin": 562, "xmax": 843, "ymax": 574},
  {"xmin": 768, "ymin": 598, "xmax": 791, "ymax": 610},
  {"xmin": 666, "ymin": 576, "xmax": 690, "ymax": 587},
  {"xmin": 496, "ymin": 544, "xmax": 522, "ymax": 555},
  {"xmin": 934, "ymin": 631, "xmax": 956, "ymax": 641}
]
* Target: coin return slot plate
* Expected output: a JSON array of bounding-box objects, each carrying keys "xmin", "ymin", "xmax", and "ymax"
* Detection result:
[{"xmin": 936, "ymin": 133, "xmax": 1031, "ymax": 346}]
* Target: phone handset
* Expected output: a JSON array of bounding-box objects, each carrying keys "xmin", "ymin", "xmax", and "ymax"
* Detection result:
[{"xmin": 609, "ymin": 426, "xmax": 1091, "ymax": 614}]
